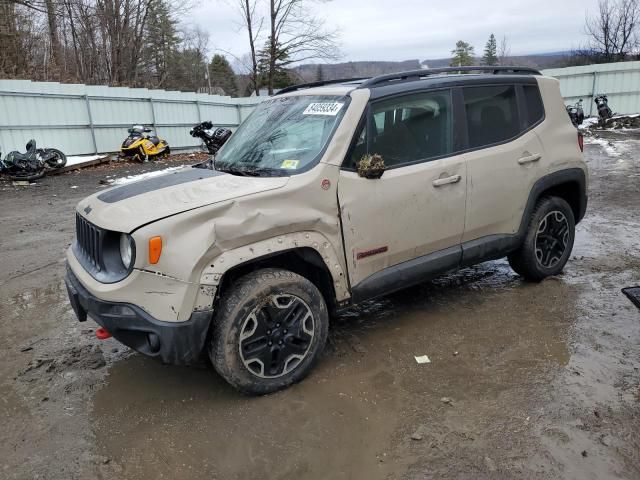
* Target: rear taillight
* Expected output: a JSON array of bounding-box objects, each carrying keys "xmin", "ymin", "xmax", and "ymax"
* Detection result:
[{"xmin": 578, "ymin": 132, "xmax": 584, "ymax": 152}]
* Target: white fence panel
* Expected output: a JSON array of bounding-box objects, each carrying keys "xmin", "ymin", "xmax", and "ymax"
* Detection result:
[
  {"xmin": 542, "ymin": 61, "xmax": 640, "ymax": 116},
  {"xmin": 0, "ymin": 80, "xmax": 262, "ymax": 156}
]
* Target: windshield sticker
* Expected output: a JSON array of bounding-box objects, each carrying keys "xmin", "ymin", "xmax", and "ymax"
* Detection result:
[
  {"xmin": 303, "ymin": 102, "xmax": 344, "ymax": 116},
  {"xmin": 280, "ymin": 159, "xmax": 300, "ymax": 169}
]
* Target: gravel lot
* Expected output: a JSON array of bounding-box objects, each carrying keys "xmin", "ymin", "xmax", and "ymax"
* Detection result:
[{"xmin": 0, "ymin": 136, "xmax": 639, "ymax": 480}]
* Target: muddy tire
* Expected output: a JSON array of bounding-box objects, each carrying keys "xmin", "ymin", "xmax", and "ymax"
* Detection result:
[
  {"xmin": 209, "ymin": 268, "xmax": 329, "ymax": 395},
  {"xmin": 508, "ymin": 196, "xmax": 575, "ymax": 282}
]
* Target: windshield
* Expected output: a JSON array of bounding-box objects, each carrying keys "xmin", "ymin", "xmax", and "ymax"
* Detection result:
[{"xmin": 214, "ymin": 95, "xmax": 349, "ymax": 176}]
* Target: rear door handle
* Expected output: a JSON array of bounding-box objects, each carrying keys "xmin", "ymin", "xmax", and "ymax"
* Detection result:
[
  {"xmin": 518, "ymin": 154, "xmax": 541, "ymax": 165},
  {"xmin": 432, "ymin": 175, "xmax": 462, "ymax": 187}
]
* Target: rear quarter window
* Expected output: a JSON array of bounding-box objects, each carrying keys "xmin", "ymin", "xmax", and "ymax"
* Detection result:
[{"xmin": 523, "ymin": 85, "xmax": 545, "ymax": 127}]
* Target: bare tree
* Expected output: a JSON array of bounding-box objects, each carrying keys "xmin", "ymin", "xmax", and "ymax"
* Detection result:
[
  {"xmin": 585, "ymin": 0, "xmax": 640, "ymax": 62},
  {"xmin": 44, "ymin": 0, "xmax": 62, "ymax": 72},
  {"xmin": 498, "ymin": 35, "xmax": 511, "ymax": 65},
  {"xmin": 265, "ymin": 0, "xmax": 340, "ymax": 94},
  {"xmin": 234, "ymin": 0, "xmax": 262, "ymax": 95}
]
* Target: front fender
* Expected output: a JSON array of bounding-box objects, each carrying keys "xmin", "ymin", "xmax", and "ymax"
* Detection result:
[{"xmin": 198, "ymin": 232, "xmax": 350, "ymax": 303}]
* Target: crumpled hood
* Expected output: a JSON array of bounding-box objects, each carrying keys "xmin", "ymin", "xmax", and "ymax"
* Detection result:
[{"xmin": 76, "ymin": 167, "xmax": 289, "ymax": 232}]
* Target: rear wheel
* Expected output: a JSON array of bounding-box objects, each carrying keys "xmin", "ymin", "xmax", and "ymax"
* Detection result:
[
  {"xmin": 8, "ymin": 169, "xmax": 45, "ymax": 181},
  {"xmin": 210, "ymin": 268, "xmax": 329, "ymax": 395},
  {"xmin": 508, "ymin": 196, "xmax": 575, "ymax": 281}
]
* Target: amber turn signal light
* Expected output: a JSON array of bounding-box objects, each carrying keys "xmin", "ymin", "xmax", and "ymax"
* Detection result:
[{"xmin": 149, "ymin": 236, "xmax": 162, "ymax": 264}]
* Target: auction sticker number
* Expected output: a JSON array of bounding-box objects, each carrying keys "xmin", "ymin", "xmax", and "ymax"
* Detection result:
[{"xmin": 303, "ymin": 102, "xmax": 344, "ymax": 116}]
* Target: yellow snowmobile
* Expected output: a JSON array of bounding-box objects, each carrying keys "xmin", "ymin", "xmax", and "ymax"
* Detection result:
[{"xmin": 119, "ymin": 125, "xmax": 170, "ymax": 162}]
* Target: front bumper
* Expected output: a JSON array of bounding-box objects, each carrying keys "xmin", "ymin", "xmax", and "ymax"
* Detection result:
[{"xmin": 65, "ymin": 266, "xmax": 212, "ymax": 365}]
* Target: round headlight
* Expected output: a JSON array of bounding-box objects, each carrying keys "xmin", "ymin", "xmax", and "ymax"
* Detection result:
[{"xmin": 119, "ymin": 233, "xmax": 133, "ymax": 268}]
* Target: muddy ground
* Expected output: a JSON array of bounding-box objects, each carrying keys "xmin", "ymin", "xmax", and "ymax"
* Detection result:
[{"xmin": 0, "ymin": 136, "xmax": 639, "ymax": 480}]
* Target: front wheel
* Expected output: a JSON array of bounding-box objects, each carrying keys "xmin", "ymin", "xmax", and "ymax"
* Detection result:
[
  {"xmin": 508, "ymin": 196, "xmax": 576, "ymax": 282},
  {"xmin": 43, "ymin": 148, "xmax": 67, "ymax": 168},
  {"xmin": 210, "ymin": 268, "xmax": 329, "ymax": 395}
]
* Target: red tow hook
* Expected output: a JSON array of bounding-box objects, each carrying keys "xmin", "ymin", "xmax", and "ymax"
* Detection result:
[{"xmin": 95, "ymin": 328, "xmax": 112, "ymax": 340}]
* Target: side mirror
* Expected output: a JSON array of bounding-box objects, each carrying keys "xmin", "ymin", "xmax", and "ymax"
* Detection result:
[{"xmin": 357, "ymin": 154, "xmax": 385, "ymax": 179}]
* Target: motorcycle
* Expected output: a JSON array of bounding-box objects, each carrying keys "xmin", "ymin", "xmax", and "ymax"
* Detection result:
[
  {"xmin": 0, "ymin": 140, "xmax": 67, "ymax": 181},
  {"xmin": 566, "ymin": 99, "xmax": 585, "ymax": 127},
  {"xmin": 190, "ymin": 121, "xmax": 232, "ymax": 156},
  {"xmin": 119, "ymin": 125, "xmax": 170, "ymax": 162},
  {"xmin": 594, "ymin": 95, "xmax": 613, "ymax": 126}
]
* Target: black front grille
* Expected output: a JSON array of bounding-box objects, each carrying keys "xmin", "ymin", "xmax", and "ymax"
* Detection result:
[{"xmin": 75, "ymin": 213, "xmax": 104, "ymax": 271}]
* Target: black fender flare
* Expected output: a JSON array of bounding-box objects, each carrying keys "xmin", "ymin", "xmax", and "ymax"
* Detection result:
[{"xmin": 517, "ymin": 167, "xmax": 588, "ymax": 238}]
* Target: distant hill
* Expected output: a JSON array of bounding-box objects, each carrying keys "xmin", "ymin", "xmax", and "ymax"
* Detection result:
[
  {"xmin": 293, "ymin": 60, "xmax": 422, "ymax": 82},
  {"xmin": 421, "ymin": 52, "xmax": 571, "ymax": 69},
  {"xmin": 291, "ymin": 53, "xmax": 571, "ymax": 84}
]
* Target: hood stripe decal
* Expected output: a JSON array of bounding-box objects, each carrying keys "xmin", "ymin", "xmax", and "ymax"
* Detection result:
[{"xmin": 97, "ymin": 167, "xmax": 225, "ymax": 203}]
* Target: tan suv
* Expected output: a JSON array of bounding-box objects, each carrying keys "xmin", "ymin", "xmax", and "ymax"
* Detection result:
[{"xmin": 65, "ymin": 66, "xmax": 588, "ymax": 394}]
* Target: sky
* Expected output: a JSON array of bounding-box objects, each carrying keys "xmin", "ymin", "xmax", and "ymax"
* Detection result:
[{"xmin": 190, "ymin": 0, "xmax": 604, "ymax": 66}]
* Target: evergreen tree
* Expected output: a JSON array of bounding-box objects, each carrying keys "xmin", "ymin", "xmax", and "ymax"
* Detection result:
[
  {"xmin": 482, "ymin": 34, "xmax": 498, "ymax": 66},
  {"xmin": 450, "ymin": 40, "xmax": 475, "ymax": 67},
  {"xmin": 209, "ymin": 54, "xmax": 238, "ymax": 96},
  {"xmin": 315, "ymin": 64, "xmax": 324, "ymax": 82},
  {"xmin": 171, "ymin": 48, "xmax": 208, "ymax": 92},
  {"xmin": 144, "ymin": 0, "xmax": 180, "ymax": 88},
  {"xmin": 257, "ymin": 39, "xmax": 295, "ymax": 90}
]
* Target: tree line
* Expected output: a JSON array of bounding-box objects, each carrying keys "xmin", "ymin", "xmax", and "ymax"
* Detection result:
[
  {"xmin": 449, "ymin": 0, "xmax": 639, "ymax": 69},
  {"xmin": 0, "ymin": 0, "xmax": 243, "ymax": 93},
  {"xmin": 0, "ymin": 0, "xmax": 338, "ymax": 95},
  {"xmin": 1, "ymin": 0, "xmax": 638, "ymax": 94}
]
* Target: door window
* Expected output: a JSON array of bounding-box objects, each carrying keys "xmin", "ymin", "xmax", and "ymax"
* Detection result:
[
  {"xmin": 463, "ymin": 85, "xmax": 519, "ymax": 149},
  {"xmin": 347, "ymin": 90, "xmax": 453, "ymax": 169}
]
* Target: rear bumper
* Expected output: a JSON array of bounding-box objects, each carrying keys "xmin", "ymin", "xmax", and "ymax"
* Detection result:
[{"xmin": 65, "ymin": 265, "xmax": 212, "ymax": 365}]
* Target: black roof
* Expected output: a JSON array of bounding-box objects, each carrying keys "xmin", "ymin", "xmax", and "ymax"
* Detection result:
[{"xmin": 274, "ymin": 66, "xmax": 542, "ymax": 97}]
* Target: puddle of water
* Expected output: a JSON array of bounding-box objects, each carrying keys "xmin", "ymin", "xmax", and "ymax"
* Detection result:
[
  {"xmin": 0, "ymin": 280, "xmax": 72, "ymax": 354},
  {"xmin": 92, "ymin": 261, "xmax": 578, "ymax": 479}
]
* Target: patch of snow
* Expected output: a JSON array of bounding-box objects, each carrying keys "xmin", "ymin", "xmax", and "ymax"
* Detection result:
[
  {"xmin": 109, "ymin": 166, "xmax": 186, "ymax": 186},
  {"xmin": 584, "ymin": 137, "xmax": 621, "ymax": 156},
  {"xmin": 66, "ymin": 155, "xmax": 108, "ymax": 167},
  {"xmin": 579, "ymin": 117, "xmax": 600, "ymax": 130},
  {"xmin": 612, "ymin": 113, "xmax": 640, "ymax": 119}
]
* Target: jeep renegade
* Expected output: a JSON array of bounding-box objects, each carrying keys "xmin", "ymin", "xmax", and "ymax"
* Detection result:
[{"xmin": 65, "ymin": 66, "xmax": 588, "ymax": 394}]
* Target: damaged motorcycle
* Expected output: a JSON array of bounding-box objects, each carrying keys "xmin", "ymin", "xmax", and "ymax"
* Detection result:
[
  {"xmin": 190, "ymin": 121, "xmax": 232, "ymax": 156},
  {"xmin": 0, "ymin": 140, "xmax": 67, "ymax": 181}
]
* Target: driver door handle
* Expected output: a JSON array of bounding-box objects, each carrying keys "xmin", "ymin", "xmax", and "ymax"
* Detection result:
[
  {"xmin": 432, "ymin": 174, "xmax": 462, "ymax": 187},
  {"xmin": 518, "ymin": 154, "xmax": 541, "ymax": 165}
]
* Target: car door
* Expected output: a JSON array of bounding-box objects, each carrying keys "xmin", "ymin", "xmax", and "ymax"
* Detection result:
[
  {"xmin": 460, "ymin": 83, "xmax": 546, "ymax": 247},
  {"xmin": 337, "ymin": 89, "xmax": 467, "ymax": 299}
]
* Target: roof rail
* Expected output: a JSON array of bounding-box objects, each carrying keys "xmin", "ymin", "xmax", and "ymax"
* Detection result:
[
  {"xmin": 274, "ymin": 77, "xmax": 368, "ymax": 96},
  {"xmin": 357, "ymin": 66, "xmax": 542, "ymax": 89}
]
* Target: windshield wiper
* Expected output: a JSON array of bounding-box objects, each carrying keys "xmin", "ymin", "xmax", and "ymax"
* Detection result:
[
  {"xmin": 215, "ymin": 164, "xmax": 287, "ymax": 177},
  {"xmin": 214, "ymin": 164, "xmax": 252, "ymax": 176},
  {"xmin": 242, "ymin": 166, "xmax": 288, "ymax": 177}
]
